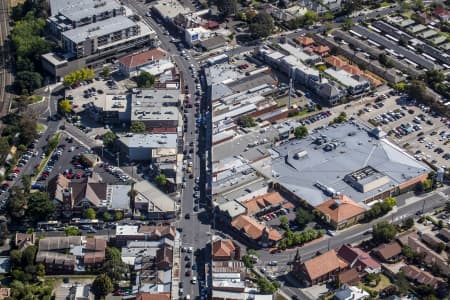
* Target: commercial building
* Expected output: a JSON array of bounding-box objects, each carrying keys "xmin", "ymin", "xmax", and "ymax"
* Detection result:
[
  {"xmin": 118, "ymin": 48, "xmax": 169, "ymax": 77},
  {"xmin": 48, "ymin": 0, "xmax": 125, "ymax": 36},
  {"xmin": 257, "ymin": 122, "xmax": 429, "ymax": 208},
  {"xmin": 325, "ymin": 68, "xmax": 370, "ymax": 96},
  {"xmin": 133, "ymin": 180, "xmax": 177, "ymax": 220},
  {"xmin": 315, "ymin": 194, "xmax": 366, "ymax": 230},
  {"xmin": 117, "ymin": 133, "xmax": 178, "ymax": 161}
]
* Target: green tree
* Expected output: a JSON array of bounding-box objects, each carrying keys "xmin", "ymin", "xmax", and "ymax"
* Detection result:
[
  {"xmin": 26, "ymin": 192, "xmax": 55, "ymax": 224},
  {"xmin": 105, "ymin": 247, "xmax": 121, "ymax": 262},
  {"xmin": 394, "ymin": 82, "xmax": 406, "ymax": 92},
  {"xmin": 372, "ymin": 221, "xmax": 397, "ymax": 244},
  {"xmin": 58, "ymin": 99, "xmax": 72, "ymax": 115},
  {"xmin": 295, "ymin": 208, "xmax": 314, "ymax": 229},
  {"xmin": 63, "ymin": 68, "xmax": 95, "ymax": 86},
  {"xmin": 423, "ymin": 179, "xmax": 432, "ymax": 191},
  {"xmin": 7, "ymin": 187, "xmax": 28, "ymax": 219},
  {"xmin": 331, "ymin": 112, "xmax": 347, "ymax": 124},
  {"xmin": 403, "ymin": 217, "xmax": 414, "ymax": 229},
  {"xmin": 242, "ymin": 255, "xmax": 254, "ymax": 268},
  {"xmin": 154, "ymin": 174, "xmax": 167, "ymax": 187},
  {"xmin": 16, "ymin": 56, "xmax": 35, "ymax": 72},
  {"xmin": 294, "ymin": 126, "xmax": 308, "ymax": 139},
  {"xmin": 342, "ymin": 18, "xmax": 353, "ymax": 31},
  {"xmin": 10, "ymin": 250, "xmax": 23, "ymax": 268},
  {"xmin": 249, "ymin": 12, "xmax": 274, "ymax": 39},
  {"xmin": 135, "ymin": 71, "xmax": 155, "ymax": 88},
  {"xmin": 83, "ymin": 208, "xmax": 96, "ymax": 219},
  {"xmin": 130, "ymin": 121, "xmax": 146, "ymax": 133},
  {"xmin": 15, "ymin": 71, "xmax": 43, "ymax": 94},
  {"xmin": 91, "ymin": 274, "xmax": 113, "ymax": 298},
  {"xmin": 22, "ymin": 174, "xmax": 31, "ymax": 193},
  {"xmin": 378, "ymin": 53, "xmax": 393, "ymax": 68},
  {"xmin": 0, "ymin": 137, "xmax": 9, "ymax": 162},
  {"xmin": 257, "ymin": 276, "xmax": 278, "ymax": 294},
  {"xmin": 217, "ymin": 0, "xmax": 237, "ymax": 17},
  {"xmin": 22, "ymin": 245, "xmax": 37, "ymax": 266},
  {"xmin": 279, "ymin": 216, "xmax": 289, "ymax": 228},
  {"xmin": 102, "ymin": 131, "xmax": 117, "ymax": 148},
  {"xmin": 237, "ymin": 115, "xmax": 256, "ymax": 127},
  {"xmin": 64, "ymin": 226, "xmax": 81, "ymax": 236},
  {"xmin": 114, "ymin": 211, "xmax": 123, "ymax": 220},
  {"xmin": 100, "ymin": 66, "xmax": 111, "ymax": 78},
  {"xmin": 103, "ymin": 212, "xmax": 112, "ymax": 221}
]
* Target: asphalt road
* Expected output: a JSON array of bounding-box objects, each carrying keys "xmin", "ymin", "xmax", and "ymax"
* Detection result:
[{"xmin": 123, "ymin": 0, "xmax": 212, "ymax": 298}]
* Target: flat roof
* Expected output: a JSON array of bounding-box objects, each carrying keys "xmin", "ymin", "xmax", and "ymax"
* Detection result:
[
  {"xmin": 325, "ymin": 68, "xmax": 365, "ymax": 88},
  {"xmin": 281, "ymin": 42, "xmax": 320, "ymax": 62},
  {"xmin": 49, "ymin": 0, "xmax": 120, "ymax": 17},
  {"xmin": 259, "ymin": 122, "xmax": 429, "ymax": 206},
  {"xmin": 106, "ymin": 184, "xmax": 131, "ymax": 210},
  {"xmin": 132, "ymin": 106, "xmax": 180, "ymax": 122},
  {"xmin": 134, "ymin": 180, "xmax": 176, "ymax": 212},
  {"xmin": 133, "ymin": 88, "xmax": 181, "ymax": 105},
  {"xmin": 119, "ymin": 133, "xmax": 177, "ymax": 149},
  {"xmin": 103, "ymin": 94, "xmax": 129, "ymax": 113},
  {"xmin": 62, "ymin": 15, "xmax": 136, "ymax": 44},
  {"xmin": 152, "ymin": 0, "xmax": 190, "ymax": 19}
]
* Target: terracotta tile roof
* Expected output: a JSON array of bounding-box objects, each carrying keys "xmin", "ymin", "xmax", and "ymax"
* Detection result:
[
  {"xmin": 373, "ymin": 242, "xmax": 402, "ymax": 261},
  {"xmin": 296, "ymin": 36, "xmax": 314, "ymax": 46},
  {"xmin": 85, "ymin": 237, "xmax": 107, "ymax": 251},
  {"xmin": 136, "ymin": 293, "xmax": 171, "ymax": 300},
  {"xmin": 314, "ymin": 45, "xmax": 330, "ymax": 54},
  {"xmin": 338, "ymin": 244, "xmax": 380, "ymax": 270},
  {"xmin": 212, "ymin": 239, "xmax": 235, "ymax": 258},
  {"xmin": 325, "ymin": 55, "xmax": 348, "ymax": 68},
  {"xmin": 401, "ymin": 265, "xmax": 445, "ymax": 288},
  {"xmin": 303, "ymin": 250, "xmax": 348, "ymax": 281},
  {"xmin": 315, "ymin": 194, "xmax": 366, "ymax": 224},
  {"xmin": 231, "ymin": 215, "xmax": 282, "ymax": 241},
  {"xmin": 83, "ymin": 252, "xmax": 105, "ymax": 264},
  {"xmin": 362, "ymin": 73, "xmax": 382, "ymax": 87},
  {"xmin": 119, "ymin": 48, "xmax": 167, "ymax": 69},
  {"xmin": 434, "ymin": 7, "xmax": 450, "ymax": 17},
  {"xmin": 338, "ymin": 268, "xmax": 360, "ymax": 285},
  {"xmin": 138, "ymin": 225, "xmax": 176, "ymax": 240},
  {"xmin": 242, "ymin": 192, "xmax": 284, "ymax": 215},
  {"xmin": 342, "ymin": 64, "xmax": 362, "ymax": 75}
]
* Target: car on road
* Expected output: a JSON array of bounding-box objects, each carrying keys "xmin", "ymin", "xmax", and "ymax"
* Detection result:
[
  {"xmin": 185, "ymin": 213, "xmax": 190, "ymax": 219},
  {"xmin": 191, "ymin": 276, "xmax": 197, "ymax": 284}
]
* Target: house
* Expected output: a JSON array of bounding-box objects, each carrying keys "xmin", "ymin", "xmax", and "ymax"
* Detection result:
[
  {"xmin": 315, "ymin": 194, "xmax": 366, "ymax": 230},
  {"xmin": 155, "ymin": 245, "xmax": 173, "ymax": 270},
  {"xmin": 295, "ymin": 36, "xmax": 315, "ymax": 47},
  {"xmin": 242, "ymin": 192, "xmax": 285, "ymax": 216},
  {"xmin": 338, "ymin": 268, "xmax": 360, "ymax": 285},
  {"xmin": 400, "ymin": 265, "xmax": 445, "ymax": 289},
  {"xmin": 314, "ymin": 45, "xmax": 330, "ymax": 57},
  {"xmin": 433, "ymin": 7, "xmax": 450, "ymax": 22},
  {"xmin": 15, "ymin": 232, "xmax": 36, "ymax": 251},
  {"xmin": 372, "ymin": 242, "xmax": 402, "ymax": 263},
  {"xmin": 294, "ymin": 250, "xmax": 349, "ymax": 286},
  {"xmin": 337, "ymin": 244, "xmax": 381, "ymax": 274},
  {"xmin": 438, "ymin": 228, "xmax": 450, "ymax": 242},
  {"xmin": 212, "ymin": 239, "xmax": 239, "ymax": 261},
  {"xmin": 36, "ymin": 236, "xmax": 106, "ymax": 274},
  {"xmin": 421, "ymin": 233, "xmax": 444, "ymax": 250},
  {"xmin": 118, "ymin": 48, "xmax": 169, "ymax": 77},
  {"xmin": 231, "ymin": 215, "xmax": 282, "ymax": 247},
  {"xmin": 334, "ymin": 285, "xmax": 369, "ymax": 300}
]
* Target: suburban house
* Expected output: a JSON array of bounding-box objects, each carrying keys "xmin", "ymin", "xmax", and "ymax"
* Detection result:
[
  {"xmin": 118, "ymin": 48, "xmax": 169, "ymax": 77},
  {"xmin": 36, "ymin": 236, "xmax": 106, "ymax": 274},
  {"xmin": 212, "ymin": 239, "xmax": 240, "ymax": 261},
  {"xmin": 231, "ymin": 215, "xmax": 282, "ymax": 247},
  {"xmin": 315, "ymin": 194, "xmax": 366, "ymax": 230},
  {"xmin": 136, "ymin": 293, "xmax": 171, "ymax": 300},
  {"xmin": 338, "ymin": 268, "xmax": 361, "ymax": 286},
  {"xmin": 400, "ymin": 265, "xmax": 445, "ymax": 289},
  {"xmin": 338, "ymin": 244, "xmax": 381, "ymax": 274},
  {"xmin": 372, "ymin": 242, "xmax": 402, "ymax": 263},
  {"xmin": 294, "ymin": 250, "xmax": 349, "ymax": 286}
]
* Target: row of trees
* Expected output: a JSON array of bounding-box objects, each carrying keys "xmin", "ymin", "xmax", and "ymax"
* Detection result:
[
  {"xmin": 63, "ymin": 68, "xmax": 96, "ymax": 86},
  {"xmin": 364, "ymin": 197, "xmax": 397, "ymax": 221},
  {"xmin": 7, "ymin": 188, "xmax": 55, "ymax": 224},
  {"xmin": 279, "ymin": 228, "xmax": 323, "ymax": 249}
]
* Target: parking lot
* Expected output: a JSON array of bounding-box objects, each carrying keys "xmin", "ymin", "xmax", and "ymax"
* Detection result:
[{"xmin": 357, "ymin": 95, "xmax": 450, "ymax": 167}]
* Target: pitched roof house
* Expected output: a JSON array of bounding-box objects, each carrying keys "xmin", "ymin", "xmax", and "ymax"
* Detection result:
[
  {"xmin": 242, "ymin": 192, "xmax": 284, "ymax": 216},
  {"xmin": 295, "ymin": 250, "xmax": 348, "ymax": 286},
  {"xmin": 231, "ymin": 215, "xmax": 282, "ymax": 247},
  {"xmin": 15, "ymin": 233, "xmax": 36, "ymax": 251},
  {"xmin": 372, "ymin": 242, "xmax": 402, "ymax": 263},
  {"xmin": 118, "ymin": 48, "xmax": 168, "ymax": 77},
  {"xmin": 315, "ymin": 194, "xmax": 366, "ymax": 230},
  {"xmin": 337, "ymin": 244, "xmax": 381, "ymax": 274},
  {"xmin": 212, "ymin": 239, "xmax": 239, "ymax": 261},
  {"xmin": 400, "ymin": 265, "xmax": 445, "ymax": 288}
]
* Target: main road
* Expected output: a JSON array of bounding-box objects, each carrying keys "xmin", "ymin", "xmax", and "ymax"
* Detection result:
[{"xmin": 123, "ymin": 1, "xmax": 211, "ymax": 298}]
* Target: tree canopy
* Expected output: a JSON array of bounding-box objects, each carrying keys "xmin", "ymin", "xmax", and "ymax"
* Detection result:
[
  {"xmin": 372, "ymin": 221, "xmax": 397, "ymax": 244},
  {"xmin": 58, "ymin": 99, "xmax": 72, "ymax": 115},
  {"xmin": 217, "ymin": 0, "xmax": 237, "ymax": 17},
  {"xmin": 249, "ymin": 12, "xmax": 274, "ymax": 39},
  {"xmin": 15, "ymin": 71, "xmax": 43, "ymax": 95},
  {"xmin": 83, "ymin": 208, "xmax": 96, "ymax": 219},
  {"xmin": 102, "ymin": 131, "xmax": 118, "ymax": 148},
  {"xmin": 237, "ymin": 115, "xmax": 256, "ymax": 127},
  {"xmin": 294, "ymin": 126, "xmax": 308, "ymax": 139},
  {"xmin": 135, "ymin": 71, "xmax": 155, "ymax": 88},
  {"xmin": 130, "ymin": 121, "xmax": 146, "ymax": 133},
  {"xmin": 91, "ymin": 274, "xmax": 113, "ymax": 298},
  {"xmin": 155, "ymin": 174, "xmax": 167, "ymax": 187},
  {"xmin": 63, "ymin": 68, "xmax": 95, "ymax": 86}
]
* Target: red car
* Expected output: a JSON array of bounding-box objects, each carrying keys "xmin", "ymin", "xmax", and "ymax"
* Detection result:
[
  {"xmin": 76, "ymin": 173, "xmax": 83, "ymax": 179},
  {"xmin": 34, "ymin": 163, "xmax": 40, "ymax": 169},
  {"xmin": 12, "ymin": 168, "xmax": 20, "ymax": 174},
  {"xmin": 66, "ymin": 173, "xmax": 74, "ymax": 179}
]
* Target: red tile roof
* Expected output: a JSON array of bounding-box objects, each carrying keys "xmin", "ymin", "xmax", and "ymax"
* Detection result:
[
  {"xmin": 242, "ymin": 192, "xmax": 284, "ymax": 215},
  {"xmin": 212, "ymin": 239, "xmax": 236, "ymax": 259},
  {"xmin": 136, "ymin": 293, "xmax": 171, "ymax": 300},
  {"xmin": 231, "ymin": 215, "xmax": 282, "ymax": 241},
  {"xmin": 314, "ymin": 45, "xmax": 330, "ymax": 55},
  {"xmin": 325, "ymin": 55, "xmax": 348, "ymax": 68},
  {"xmin": 315, "ymin": 194, "xmax": 366, "ymax": 224},
  {"xmin": 303, "ymin": 250, "xmax": 348, "ymax": 281},
  {"xmin": 119, "ymin": 48, "xmax": 167, "ymax": 68},
  {"xmin": 296, "ymin": 37, "xmax": 315, "ymax": 46},
  {"xmin": 338, "ymin": 244, "xmax": 381, "ymax": 271}
]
